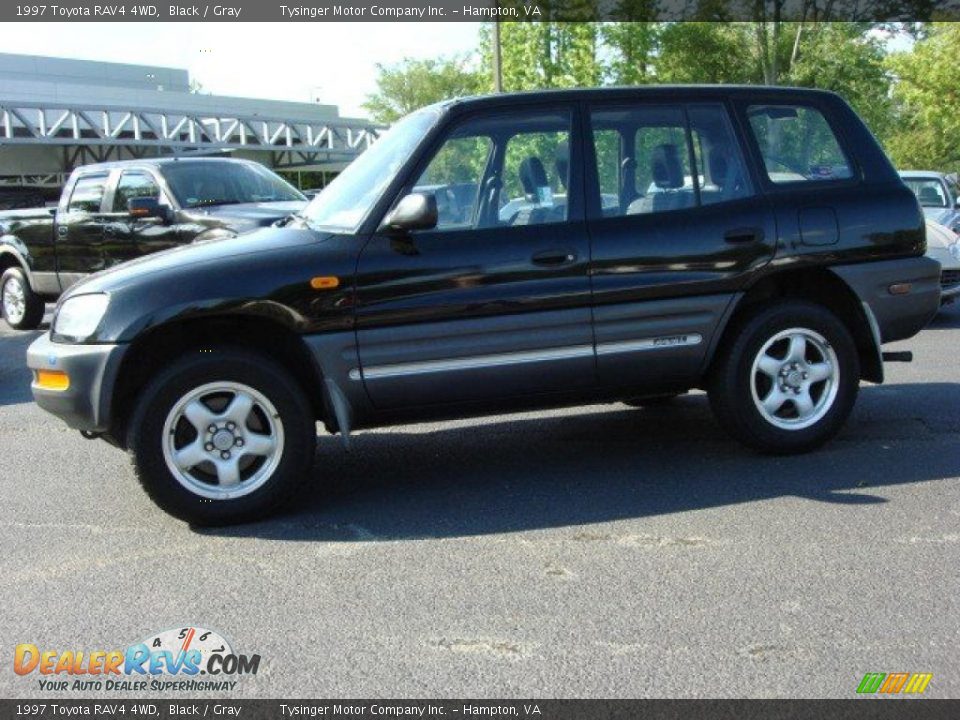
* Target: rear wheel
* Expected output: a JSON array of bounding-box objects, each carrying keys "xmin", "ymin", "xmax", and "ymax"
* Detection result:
[
  {"xmin": 1, "ymin": 267, "xmax": 45, "ymax": 330},
  {"xmin": 709, "ymin": 301, "xmax": 859, "ymax": 454},
  {"xmin": 127, "ymin": 348, "xmax": 316, "ymax": 525}
]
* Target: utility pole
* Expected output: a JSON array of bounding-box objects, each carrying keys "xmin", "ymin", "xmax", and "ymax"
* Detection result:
[{"xmin": 492, "ymin": 11, "xmax": 503, "ymax": 93}]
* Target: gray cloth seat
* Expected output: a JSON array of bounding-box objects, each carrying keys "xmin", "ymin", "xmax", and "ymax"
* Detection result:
[{"xmin": 627, "ymin": 143, "xmax": 690, "ymax": 215}]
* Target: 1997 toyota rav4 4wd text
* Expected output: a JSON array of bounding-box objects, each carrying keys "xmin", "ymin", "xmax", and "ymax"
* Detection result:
[{"xmin": 27, "ymin": 87, "xmax": 941, "ymax": 525}]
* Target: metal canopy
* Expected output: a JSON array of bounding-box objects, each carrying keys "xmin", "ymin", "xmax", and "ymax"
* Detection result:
[{"xmin": 0, "ymin": 99, "xmax": 383, "ymax": 172}]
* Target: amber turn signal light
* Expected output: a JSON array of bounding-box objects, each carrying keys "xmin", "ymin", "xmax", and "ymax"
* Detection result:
[
  {"xmin": 34, "ymin": 369, "xmax": 70, "ymax": 391},
  {"xmin": 310, "ymin": 276, "xmax": 340, "ymax": 290}
]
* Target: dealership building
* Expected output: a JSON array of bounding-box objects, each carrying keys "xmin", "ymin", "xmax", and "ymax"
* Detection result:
[{"xmin": 0, "ymin": 52, "xmax": 381, "ymax": 197}]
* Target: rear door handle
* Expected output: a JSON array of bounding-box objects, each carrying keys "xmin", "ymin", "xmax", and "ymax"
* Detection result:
[
  {"xmin": 532, "ymin": 249, "xmax": 577, "ymax": 266},
  {"xmin": 56, "ymin": 225, "xmax": 68, "ymax": 237},
  {"xmin": 724, "ymin": 227, "xmax": 764, "ymax": 244}
]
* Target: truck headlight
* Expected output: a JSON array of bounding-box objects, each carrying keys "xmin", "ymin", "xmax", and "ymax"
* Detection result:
[{"xmin": 53, "ymin": 293, "xmax": 110, "ymax": 342}]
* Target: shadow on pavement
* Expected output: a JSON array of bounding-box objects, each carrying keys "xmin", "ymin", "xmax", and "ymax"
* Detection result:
[
  {"xmin": 0, "ymin": 327, "xmax": 45, "ymax": 406},
  {"xmin": 198, "ymin": 381, "xmax": 960, "ymax": 543}
]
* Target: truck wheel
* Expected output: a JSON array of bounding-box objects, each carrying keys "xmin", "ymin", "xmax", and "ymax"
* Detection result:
[
  {"xmin": 127, "ymin": 348, "xmax": 316, "ymax": 525},
  {"xmin": 708, "ymin": 300, "xmax": 859, "ymax": 454},
  {"xmin": 1, "ymin": 267, "xmax": 45, "ymax": 330}
]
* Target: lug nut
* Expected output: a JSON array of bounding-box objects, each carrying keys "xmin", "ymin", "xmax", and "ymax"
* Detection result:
[
  {"xmin": 208, "ymin": 424, "xmax": 217, "ymax": 434},
  {"xmin": 220, "ymin": 451, "xmax": 231, "ymax": 460},
  {"xmin": 235, "ymin": 438, "xmax": 244, "ymax": 447},
  {"xmin": 204, "ymin": 443, "xmax": 214, "ymax": 452},
  {"xmin": 226, "ymin": 421, "xmax": 236, "ymax": 431}
]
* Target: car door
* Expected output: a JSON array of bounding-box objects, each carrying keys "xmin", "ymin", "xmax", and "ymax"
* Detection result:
[
  {"xmin": 585, "ymin": 100, "xmax": 777, "ymax": 391},
  {"xmin": 54, "ymin": 172, "xmax": 110, "ymax": 290},
  {"xmin": 103, "ymin": 169, "xmax": 180, "ymax": 263},
  {"xmin": 353, "ymin": 105, "xmax": 595, "ymax": 409}
]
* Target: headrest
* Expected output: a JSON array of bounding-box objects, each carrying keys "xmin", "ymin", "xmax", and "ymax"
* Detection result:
[
  {"xmin": 651, "ymin": 144, "xmax": 684, "ymax": 190},
  {"xmin": 709, "ymin": 148, "xmax": 729, "ymax": 187},
  {"xmin": 520, "ymin": 157, "xmax": 549, "ymax": 197},
  {"xmin": 555, "ymin": 142, "xmax": 569, "ymax": 190}
]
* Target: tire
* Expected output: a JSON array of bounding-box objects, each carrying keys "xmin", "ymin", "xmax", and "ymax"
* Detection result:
[
  {"xmin": 1, "ymin": 267, "xmax": 45, "ymax": 330},
  {"xmin": 623, "ymin": 393, "xmax": 682, "ymax": 408},
  {"xmin": 708, "ymin": 300, "xmax": 859, "ymax": 454},
  {"xmin": 127, "ymin": 348, "xmax": 316, "ymax": 525}
]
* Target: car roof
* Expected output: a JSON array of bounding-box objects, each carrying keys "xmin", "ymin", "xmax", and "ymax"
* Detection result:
[
  {"xmin": 434, "ymin": 84, "xmax": 843, "ymax": 112},
  {"xmin": 73, "ymin": 157, "xmax": 258, "ymax": 173},
  {"xmin": 899, "ymin": 170, "xmax": 946, "ymax": 180}
]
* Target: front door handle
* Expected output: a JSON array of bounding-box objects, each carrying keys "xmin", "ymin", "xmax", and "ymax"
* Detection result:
[
  {"xmin": 532, "ymin": 249, "xmax": 577, "ymax": 266},
  {"xmin": 724, "ymin": 227, "xmax": 764, "ymax": 244},
  {"xmin": 57, "ymin": 225, "xmax": 68, "ymax": 237}
]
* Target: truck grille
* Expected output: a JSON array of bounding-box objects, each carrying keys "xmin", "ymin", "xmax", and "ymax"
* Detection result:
[{"xmin": 942, "ymin": 269, "xmax": 960, "ymax": 290}]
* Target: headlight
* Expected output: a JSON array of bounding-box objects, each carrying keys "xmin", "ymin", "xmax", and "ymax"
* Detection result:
[
  {"xmin": 950, "ymin": 242, "xmax": 960, "ymax": 262},
  {"xmin": 53, "ymin": 293, "xmax": 110, "ymax": 341}
]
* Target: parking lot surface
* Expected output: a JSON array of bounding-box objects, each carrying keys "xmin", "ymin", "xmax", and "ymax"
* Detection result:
[{"xmin": 1, "ymin": 305, "xmax": 958, "ymax": 698}]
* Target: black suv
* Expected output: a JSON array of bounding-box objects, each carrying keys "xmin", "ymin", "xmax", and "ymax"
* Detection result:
[{"xmin": 27, "ymin": 87, "xmax": 941, "ymax": 525}]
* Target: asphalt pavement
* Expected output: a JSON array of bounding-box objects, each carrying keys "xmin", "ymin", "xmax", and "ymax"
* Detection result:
[{"xmin": 1, "ymin": 304, "xmax": 958, "ymax": 698}]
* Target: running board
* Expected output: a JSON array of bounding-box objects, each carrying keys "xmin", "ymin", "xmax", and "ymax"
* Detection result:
[{"xmin": 882, "ymin": 351, "xmax": 913, "ymax": 363}]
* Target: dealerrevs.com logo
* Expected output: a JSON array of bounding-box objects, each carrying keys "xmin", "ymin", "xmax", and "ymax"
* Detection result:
[{"xmin": 14, "ymin": 626, "xmax": 261, "ymax": 692}]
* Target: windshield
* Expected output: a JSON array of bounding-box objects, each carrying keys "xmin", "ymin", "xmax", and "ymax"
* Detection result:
[
  {"xmin": 163, "ymin": 161, "xmax": 305, "ymax": 208},
  {"xmin": 903, "ymin": 177, "xmax": 948, "ymax": 208},
  {"xmin": 300, "ymin": 107, "xmax": 441, "ymax": 233}
]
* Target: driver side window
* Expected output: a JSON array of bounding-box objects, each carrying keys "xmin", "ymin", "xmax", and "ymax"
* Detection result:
[{"xmin": 411, "ymin": 110, "xmax": 572, "ymax": 232}]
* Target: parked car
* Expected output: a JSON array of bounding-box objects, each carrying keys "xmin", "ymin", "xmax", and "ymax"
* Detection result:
[
  {"xmin": 925, "ymin": 219, "xmax": 960, "ymax": 305},
  {"xmin": 28, "ymin": 86, "xmax": 940, "ymax": 525},
  {"xmin": 899, "ymin": 170, "xmax": 960, "ymax": 232},
  {"xmin": 0, "ymin": 158, "xmax": 307, "ymax": 330}
]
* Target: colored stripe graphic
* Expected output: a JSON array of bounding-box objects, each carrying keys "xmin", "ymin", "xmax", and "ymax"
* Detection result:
[
  {"xmin": 857, "ymin": 673, "xmax": 886, "ymax": 694},
  {"xmin": 903, "ymin": 673, "xmax": 933, "ymax": 694},
  {"xmin": 857, "ymin": 672, "xmax": 932, "ymax": 694}
]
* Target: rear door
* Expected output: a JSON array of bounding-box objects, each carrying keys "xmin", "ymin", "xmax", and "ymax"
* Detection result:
[
  {"xmin": 585, "ymin": 100, "xmax": 777, "ymax": 391},
  {"xmin": 54, "ymin": 172, "xmax": 110, "ymax": 290},
  {"xmin": 353, "ymin": 105, "xmax": 595, "ymax": 409}
]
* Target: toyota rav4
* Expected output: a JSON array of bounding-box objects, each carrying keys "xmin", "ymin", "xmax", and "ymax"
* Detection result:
[{"xmin": 27, "ymin": 87, "xmax": 941, "ymax": 525}]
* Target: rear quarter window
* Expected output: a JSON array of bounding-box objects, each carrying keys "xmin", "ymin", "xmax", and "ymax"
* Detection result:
[{"xmin": 747, "ymin": 105, "xmax": 853, "ymax": 184}]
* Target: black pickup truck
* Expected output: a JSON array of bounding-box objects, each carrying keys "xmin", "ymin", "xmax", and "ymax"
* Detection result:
[
  {"xmin": 27, "ymin": 86, "xmax": 941, "ymax": 525},
  {"xmin": 1, "ymin": 158, "xmax": 307, "ymax": 329}
]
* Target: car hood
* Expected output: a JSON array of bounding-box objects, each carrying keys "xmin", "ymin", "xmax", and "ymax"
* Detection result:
[
  {"xmin": 921, "ymin": 206, "xmax": 956, "ymax": 226},
  {"xmin": 924, "ymin": 219, "xmax": 958, "ymax": 250},
  {"xmin": 65, "ymin": 224, "xmax": 325, "ymax": 296},
  {"xmin": 190, "ymin": 200, "xmax": 308, "ymax": 229}
]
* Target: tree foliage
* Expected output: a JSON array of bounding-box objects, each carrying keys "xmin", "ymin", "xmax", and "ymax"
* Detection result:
[{"xmin": 362, "ymin": 20, "xmax": 960, "ymax": 171}]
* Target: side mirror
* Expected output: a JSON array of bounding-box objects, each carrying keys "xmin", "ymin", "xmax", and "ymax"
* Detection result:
[
  {"xmin": 382, "ymin": 192, "xmax": 437, "ymax": 233},
  {"xmin": 128, "ymin": 197, "xmax": 169, "ymax": 222}
]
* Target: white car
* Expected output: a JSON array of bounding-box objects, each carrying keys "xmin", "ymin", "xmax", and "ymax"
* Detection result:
[{"xmin": 925, "ymin": 219, "xmax": 960, "ymax": 305}]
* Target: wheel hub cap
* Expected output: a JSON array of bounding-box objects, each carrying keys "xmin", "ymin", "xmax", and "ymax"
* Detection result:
[
  {"xmin": 750, "ymin": 328, "xmax": 840, "ymax": 431},
  {"xmin": 212, "ymin": 429, "xmax": 236, "ymax": 452},
  {"xmin": 161, "ymin": 381, "xmax": 284, "ymax": 501}
]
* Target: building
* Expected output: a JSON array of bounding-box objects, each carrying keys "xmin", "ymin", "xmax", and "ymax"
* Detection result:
[{"xmin": 0, "ymin": 52, "xmax": 381, "ymax": 198}]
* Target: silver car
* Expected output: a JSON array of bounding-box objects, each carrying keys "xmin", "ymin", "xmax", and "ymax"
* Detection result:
[
  {"xmin": 900, "ymin": 170, "xmax": 960, "ymax": 232},
  {"xmin": 925, "ymin": 219, "xmax": 960, "ymax": 305}
]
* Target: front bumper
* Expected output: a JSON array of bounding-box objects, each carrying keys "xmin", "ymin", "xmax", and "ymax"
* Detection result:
[
  {"xmin": 26, "ymin": 332, "xmax": 127, "ymax": 433},
  {"xmin": 925, "ymin": 247, "xmax": 960, "ymax": 303}
]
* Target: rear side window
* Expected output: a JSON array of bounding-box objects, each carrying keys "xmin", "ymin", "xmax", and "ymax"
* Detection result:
[
  {"xmin": 67, "ymin": 175, "xmax": 107, "ymax": 213},
  {"xmin": 589, "ymin": 103, "xmax": 752, "ymax": 218},
  {"xmin": 747, "ymin": 105, "xmax": 853, "ymax": 184}
]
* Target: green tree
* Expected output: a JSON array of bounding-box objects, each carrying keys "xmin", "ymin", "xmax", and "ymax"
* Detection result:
[
  {"xmin": 886, "ymin": 22, "xmax": 960, "ymax": 170},
  {"xmin": 363, "ymin": 56, "xmax": 487, "ymax": 123}
]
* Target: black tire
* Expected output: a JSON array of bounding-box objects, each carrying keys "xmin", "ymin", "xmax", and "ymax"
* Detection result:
[
  {"xmin": 1, "ymin": 267, "xmax": 45, "ymax": 330},
  {"xmin": 127, "ymin": 348, "xmax": 316, "ymax": 525},
  {"xmin": 623, "ymin": 393, "xmax": 682, "ymax": 408},
  {"xmin": 708, "ymin": 300, "xmax": 860, "ymax": 454}
]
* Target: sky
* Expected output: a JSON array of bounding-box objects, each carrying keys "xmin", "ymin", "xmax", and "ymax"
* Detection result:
[{"xmin": 8, "ymin": 23, "xmax": 484, "ymax": 118}]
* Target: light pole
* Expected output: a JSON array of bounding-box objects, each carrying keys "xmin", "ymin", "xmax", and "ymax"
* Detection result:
[{"xmin": 492, "ymin": 8, "xmax": 503, "ymax": 93}]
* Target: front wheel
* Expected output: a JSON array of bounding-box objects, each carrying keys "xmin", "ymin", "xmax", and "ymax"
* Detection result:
[
  {"xmin": 127, "ymin": 349, "xmax": 316, "ymax": 525},
  {"xmin": 1, "ymin": 267, "xmax": 45, "ymax": 330},
  {"xmin": 709, "ymin": 301, "xmax": 859, "ymax": 454}
]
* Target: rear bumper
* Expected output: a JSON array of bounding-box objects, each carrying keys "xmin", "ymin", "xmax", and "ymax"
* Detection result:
[
  {"xmin": 830, "ymin": 256, "xmax": 942, "ymax": 343},
  {"xmin": 26, "ymin": 332, "xmax": 126, "ymax": 433}
]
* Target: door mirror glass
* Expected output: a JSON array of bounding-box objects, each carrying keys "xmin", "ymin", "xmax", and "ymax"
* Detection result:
[
  {"xmin": 383, "ymin": 192, "xmax": 438, "ymax": 232},
  {"xmin": 128, "ymin": 196, "xmax": 167, "ymax": 220}
]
